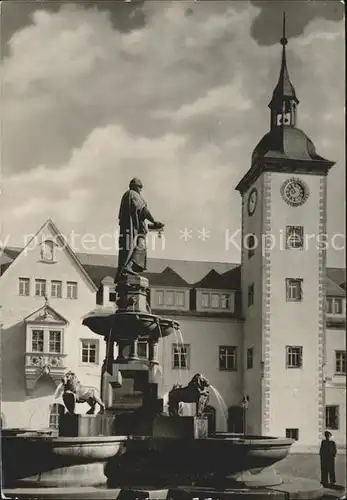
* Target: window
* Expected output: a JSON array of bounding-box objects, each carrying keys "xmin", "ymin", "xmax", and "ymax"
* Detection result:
[
  {"xmin": 325, "ymin": 406, "xmax": 339, "ymax": 430},
  {"xmin": 211, "ymin": 293, "xmax": 220, "ymax": 308},
  {"xmin": 285, "ymin": 278, "xmax": 302, "ymax": 302},
  {"xmin": 326, "ymin": 297, "xmax": 343, "ymax": 315},
  {"xmin": 335, "ymin": 351, "xmax": 346, "ymax": 374},
  {"xmin": 156, "ymin": 291, "xmax": 164, "ymax": 306},
  {"xmin": 247, "ymin": 348, "xmax": 254, "ymax": 369},
  {"xmin": 32, "ymin": 330, "xmax": 44, "ymax": 352},
  {"xmin": 51, "ymin": 281, "xmax": 62, "ymax": 299},
  {"xmin": 248, "ymin": 284, "xmax": 254, "ymax": 307},
  {"xmin": 219, "ymin": 346, "xmax": 237, "ymax": 371},
  {"xmin": 286, "ymin": 428, "xmax": 299, "ymax": 441},
  {"xmin": 286, "ymin": 226, "xmax": 304, "ymax": 250},
  {"xmin": 246, "ymin": 234, "xmax": 256, "ymax": 259},
  {"xmin": 176, "ymin": 291, "xmax": 185, "ymax": 307},
  {"xmin": 155, "ymin": 290, "xmax": 186, "ymax": 308},
  {"xmin": 49, "ymin": 403, "xmax": 64, "ymax": 429},
  {"xmin": 49, "ymin": 331, "xmax": 62, "ymax": 353},
  {"xmin": 201, "ymin": 293, "xmax": 209, "ymax": 308},
  {"xmin": 35, "ymin": 279, "xmax": 47, "ymax": 297},
  {"xmin": 221, "ymin": 294, "xmax": 231, "ymax": 309},
  {"xmin": 165, "ymin": 291, "xmax": 174, "ymax": 306},
  {"xmin": 172, "ymin": 344, "xmax": 190, "ymax": 369},
  {"xmin": 19, "ymin": 277, "xmax": 30, "ymax": 296},
  {"xmin": 41, "ymin": 240, "xmax": 55, "ymax": 262},
  {"xmin": 81, "ymin": 340, "xmax": 98, "ymax": 364},
  {"xmin": 286, "ymin": 346, "xmax": 303, "ymax": 368},
  {"xmin": 137, "ymin": 340, "xmax": 148, "ymax": 359},
  {"xmin": 67, "ymin": 281, "xmax": 78, "ymax": 300}
]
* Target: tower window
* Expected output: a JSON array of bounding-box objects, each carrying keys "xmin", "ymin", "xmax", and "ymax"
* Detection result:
[
  {"xmin": 247, "ymin": 348, "xmax": 254, "ymax": 370},
  {"xmin": 325, "ymin": 406, "xmax": 339, "ymax": 430},
  {"xmin": 285, "ymin": 226, "xmax": 304, "ymax": 250},
  {"xmin": 286, "ymin": 346, "xmax": 303, "ymax": 368},
  {"xmin": 246, "ymin": 234, "xmax": 256, "ymax": 259},
  {"xmin": 335, "ymin": 351, "xmax": 346, "ymax": 374},
  {"xmin": 286, "ymin": 428, "xmax": 299, "ymax": 441},
  {"xmin": 285, "ymin": 278, "xmax": 302, "ymax": 302},
  {"xmin": 248, "ymin": 284, "xmax": 254, "ymax": 307}
]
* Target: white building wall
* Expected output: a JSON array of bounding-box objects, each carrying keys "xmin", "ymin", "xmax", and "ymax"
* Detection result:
[
  {"xmin": 159, "ymin": 316, "xmax": 243, "ymax": 431},
  {"xmin": 267, "ymin": 173, "xmax": 324, "ymax": 446},
  {"xmin": 0, "ymin": 225, "xmax": 103, "ymax": 429}
]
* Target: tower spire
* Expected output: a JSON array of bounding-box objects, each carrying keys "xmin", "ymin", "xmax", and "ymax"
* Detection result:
[{"xmin": 269, "ymin": 12, "xmax": 299, "ymax": 128}]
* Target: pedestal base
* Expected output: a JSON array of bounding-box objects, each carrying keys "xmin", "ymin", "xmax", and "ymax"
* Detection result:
[{"xmin": 59, "ymin": 414, "xmax": 116, "ymax": 437}]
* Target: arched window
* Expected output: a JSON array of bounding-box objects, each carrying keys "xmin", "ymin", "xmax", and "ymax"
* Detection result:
[
  {"xmin": 49, "ymin": 403, "xmax": 64, "ymax": 429},
  {"xmin": 204, "ymin": 405, "xmax": 216, "ymax": 434},
  {"xmin": 228, "ymin": 406, "xmax": 243, "ymax": 434}
]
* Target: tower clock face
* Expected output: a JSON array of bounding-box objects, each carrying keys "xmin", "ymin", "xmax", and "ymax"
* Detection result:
[
  {"xmin": 247, "ymin": 188, "xmax": 258, "ymax": 216},
  {"xmin": 281, "ymin": 178, "xmax": 309, "ymax": 207}
]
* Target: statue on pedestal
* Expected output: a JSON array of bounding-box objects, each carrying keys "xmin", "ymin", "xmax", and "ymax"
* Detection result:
[{"xmin": 116, "ymin": 178, "xmax": 164, "ymax": 280}]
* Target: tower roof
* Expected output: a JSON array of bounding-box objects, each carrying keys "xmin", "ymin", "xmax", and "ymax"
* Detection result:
[{"xmin": 269, "ymin": 13, "xmax": 299, "ymax": 109}]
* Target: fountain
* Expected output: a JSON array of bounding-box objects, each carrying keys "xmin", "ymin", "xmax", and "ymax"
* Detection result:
[{"xmin": 2, "ymin": 178, "xmax": 325, "ymax": 499}]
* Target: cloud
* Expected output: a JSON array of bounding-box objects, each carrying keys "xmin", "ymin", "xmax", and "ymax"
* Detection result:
[{"xmin": 0, "ymin": 2, "xmax": 345, "ymax": 266}]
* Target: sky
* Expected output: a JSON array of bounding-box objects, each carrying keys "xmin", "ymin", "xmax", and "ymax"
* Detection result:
[{"xmin": 0, "ymin": 0, "xmax": 345, "ymax": 266}]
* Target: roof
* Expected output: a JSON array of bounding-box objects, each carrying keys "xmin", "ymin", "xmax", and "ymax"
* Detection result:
[
  {"xmin": 251, "ymin": 127, "xmax": 326, "ymax": 166},
  {"xmin": 326, "ymin": 276, "xmax": 346, "ymax": 297},
  {"xmin": 193, "ymin": 268, "xmax": 240, "ymax": 291},
  {"xmin": 327, "ymin": 267, "xmax": 346, "ymax": 288},
  {"xmin": 0, "ymin": 245, "xmax": 344, "ymax": 294}
]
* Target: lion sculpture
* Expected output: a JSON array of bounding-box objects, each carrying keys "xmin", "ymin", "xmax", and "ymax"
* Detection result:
[
  {"xmin": 168, "ymin": 373, "xmax": 210, "ymax": 417},
  {"xmin": 59, "ymin": 371, "xmax": 105, "ymax": 415}
]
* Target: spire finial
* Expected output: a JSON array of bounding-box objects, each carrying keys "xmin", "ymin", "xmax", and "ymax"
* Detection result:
[{"xmin": 280, "ymin": 12, "xmax": 287, "ymax": 46}]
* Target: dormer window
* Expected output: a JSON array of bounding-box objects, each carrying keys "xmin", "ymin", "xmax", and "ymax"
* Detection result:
[
  {"xmin": 153, "ymin": 288, "xmax": 187, "ymax": 309},
  {"xmin": 41, "ymin": 240, "xmax": 55, "ymax": 263},
  {"xmin": 199, "ymin": 291, "xmax": 235, "ymax": 312}
]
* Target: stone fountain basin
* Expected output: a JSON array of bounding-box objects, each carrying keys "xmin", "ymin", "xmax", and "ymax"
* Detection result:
[
  {"xmin": 2, "ymin": 432, "xmax": 293, "ymax": 490},
  {"xmin": 105, "ymin": 433, "xmax": 294, "ymax": 488},
  {"xmin": 82, "ymin": 308, "xmax": 179, "ymax": 340},
  {"xmin": 1, "ymin": 434, "xmax": 128, "ymax": 488}
]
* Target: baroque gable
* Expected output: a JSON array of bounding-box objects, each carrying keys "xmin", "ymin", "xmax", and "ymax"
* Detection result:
[{"xmin": 24, "ymin": 299, "xmax": 69, "ymax": 325}]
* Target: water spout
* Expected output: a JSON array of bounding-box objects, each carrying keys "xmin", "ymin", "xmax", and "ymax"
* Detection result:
[{"xmin": 210, "ymin": 385, "xmax": 228, "ymax": 431}]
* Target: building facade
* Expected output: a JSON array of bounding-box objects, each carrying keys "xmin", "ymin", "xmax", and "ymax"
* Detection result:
[{"xmin": 0, "ymin": 32, "xmax": 345, "ymax": 447}]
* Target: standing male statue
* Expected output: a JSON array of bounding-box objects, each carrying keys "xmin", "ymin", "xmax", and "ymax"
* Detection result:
[{"xmin": 116, "ymin": 178, "xmax": 164, "ymax": 279}]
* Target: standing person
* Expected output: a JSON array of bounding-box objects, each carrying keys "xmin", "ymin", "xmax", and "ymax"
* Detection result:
[{"xmin": 320, "ymin": 430, "xmax": 337, "ymax": 487}]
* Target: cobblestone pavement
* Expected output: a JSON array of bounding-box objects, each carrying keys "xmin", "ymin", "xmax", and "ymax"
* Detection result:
[{"xmin": 276, "ymin": 452, "xmax": 346, "ymax": 498}]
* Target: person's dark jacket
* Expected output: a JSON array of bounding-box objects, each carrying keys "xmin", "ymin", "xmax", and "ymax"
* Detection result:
[{"xmin": 320, "ymin": 439, "xmax": 337, "ymax": 460}]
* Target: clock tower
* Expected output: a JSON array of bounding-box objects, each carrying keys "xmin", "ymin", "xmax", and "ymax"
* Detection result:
[{"xmin": 235, "ymin": 14, "xmax": 335, "ymax": 445}]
